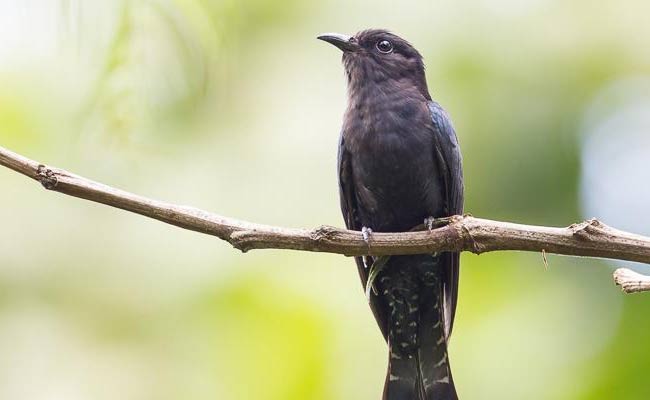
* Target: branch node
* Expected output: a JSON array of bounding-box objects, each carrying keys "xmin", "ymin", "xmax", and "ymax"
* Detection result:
[
  {"xmin": 310, "ymin": 225, "xmax": 338, "ymax": 243},
  {"xmin": 459, "ymin": 223, "xmax": 483, "ymax": 254},
  {"xmin": 229, "ymin": 230, "xmax": 254, "ymax": 253},
  {"xmin": 570, "ymin": 218, "xmax": 607, "ymax": 240},
  {"xmin": 37, "ymin": 164, "xmax": 58, "ymax": 190}
]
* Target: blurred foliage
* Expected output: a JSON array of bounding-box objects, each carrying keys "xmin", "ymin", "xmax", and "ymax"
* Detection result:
[{"xmin": 1, "ymin": 0, "xmax": 650, "ymax": 399}]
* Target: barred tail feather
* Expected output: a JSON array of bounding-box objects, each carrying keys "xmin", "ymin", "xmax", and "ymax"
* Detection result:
[
  {"xmin": 417, "ymin": 286, "xmax": 458, "ymax": 400},
  {"xmin": 382, "ymin": 343, "xmax": 419, "ymax": 400},
  {"xmin": 382, "ymin": 286, "xmax": 458, "ymax": 400}
]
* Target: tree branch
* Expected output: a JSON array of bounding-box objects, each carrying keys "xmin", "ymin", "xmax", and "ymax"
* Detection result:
[{"xmin": 2, "ymin": 145, "xmax": 649, "ymax": 293}]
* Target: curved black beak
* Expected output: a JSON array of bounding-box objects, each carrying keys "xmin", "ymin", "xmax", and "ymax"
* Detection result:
[{"xmin": 317, "ymin": 33, "xmax": 359, "ymax": 52}]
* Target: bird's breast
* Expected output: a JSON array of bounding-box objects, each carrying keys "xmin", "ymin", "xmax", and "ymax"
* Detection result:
[{"xmin": 343, "ymin": 93, "xmax": 444, "ymax": 231}]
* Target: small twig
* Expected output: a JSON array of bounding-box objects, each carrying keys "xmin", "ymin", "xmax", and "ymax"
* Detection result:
[{"xmin": 614, "ymin": 268, "xmax": 650, "ymax": 294}]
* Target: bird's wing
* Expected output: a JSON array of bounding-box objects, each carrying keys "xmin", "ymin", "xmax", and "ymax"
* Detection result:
[
  {"xmin": 338, "ymin": 133, "xmax": 390, "ymax": 340},
  {"xmin": 337, "ymin": 134, "xmax": 359, "ymax": 232},
  {"xmin": 429, "ymin": 101, "xmax": 464, "ymax": 339}
]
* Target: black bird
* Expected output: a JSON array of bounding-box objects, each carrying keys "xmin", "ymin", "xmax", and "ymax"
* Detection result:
[{"xmin": 318, "ymin": 30, "xmax": 463, "ymax": 400}]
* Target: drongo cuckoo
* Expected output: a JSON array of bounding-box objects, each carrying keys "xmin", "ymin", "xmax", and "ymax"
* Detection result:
[{"xmin": 318, "ymin": 29, "xmax": 464, "ymax": 400}]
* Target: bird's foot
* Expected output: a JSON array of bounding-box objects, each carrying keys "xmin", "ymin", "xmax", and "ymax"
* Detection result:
[
  {"xmin": 361, "ymin": 226, "xmax": 373, "ymax": 243},
  {"xmin": 361, "ymin": 226, "xmax": 373, "ymax": 270},
  {"xmin": 424, "ymin": 217, "xmax": 441, "ymax": 258},
  {"xmin": 424, "ymin": 216, "xmax": 436, "ymax": 231}
]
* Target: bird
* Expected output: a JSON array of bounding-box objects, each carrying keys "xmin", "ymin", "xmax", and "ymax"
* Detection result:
[{"xmin": 318, "ymin": 29, "xmax": 464, "ymax": 400}]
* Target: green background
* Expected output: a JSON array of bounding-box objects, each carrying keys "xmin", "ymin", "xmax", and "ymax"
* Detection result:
[{"xmin": 1, "ymin": 1, "xmax": 649, "ymax": 399}]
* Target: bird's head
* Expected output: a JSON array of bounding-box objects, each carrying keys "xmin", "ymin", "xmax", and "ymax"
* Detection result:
[{"xmin": 318, "ymin": 29, "xmax": 430, "ymax": 100}]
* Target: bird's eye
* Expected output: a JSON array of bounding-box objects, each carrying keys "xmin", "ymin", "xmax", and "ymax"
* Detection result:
[{"xmin": 376, "ymin": 40, "xmax": 393, "ymax": 54}]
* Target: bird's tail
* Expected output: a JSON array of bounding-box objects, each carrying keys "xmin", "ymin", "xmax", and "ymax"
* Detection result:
[{"xmin": 382, "ymin": 284, "xmax": 458, "ymax": 400}]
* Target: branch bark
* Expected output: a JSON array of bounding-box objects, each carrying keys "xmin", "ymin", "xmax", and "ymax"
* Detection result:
[{"xmin": 2, "ymin": 145, "xmax": 649, "ymax": 293}]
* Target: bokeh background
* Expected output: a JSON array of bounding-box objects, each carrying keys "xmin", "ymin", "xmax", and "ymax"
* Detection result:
[{"xmin": 1, "ymin": 1, "xmax": 650, "ymax": 399}]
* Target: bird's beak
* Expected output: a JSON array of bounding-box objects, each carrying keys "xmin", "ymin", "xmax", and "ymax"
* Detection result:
[{"xmin": 317, "ymin": 33, "xmax": 359, "ymax": 52}]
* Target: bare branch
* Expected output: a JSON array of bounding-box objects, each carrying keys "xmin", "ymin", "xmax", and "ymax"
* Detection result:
[{"xmin": 2, "ymin": 145, "xmax": 650, "ymax": 293}]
